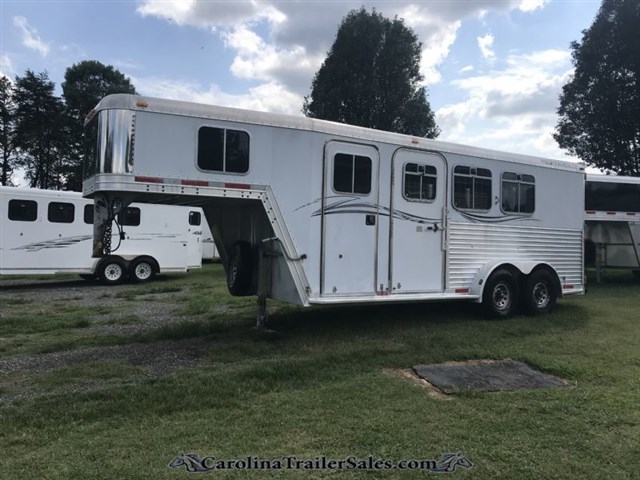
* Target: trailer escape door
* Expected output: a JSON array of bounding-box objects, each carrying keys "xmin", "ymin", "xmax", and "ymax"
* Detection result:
[
  {"xmin": 389, "ymin": 149, "xmax": 445, "ymax": 293},
  {"xmin": 322, "ymin": 142, "xmax": 379, "ymax": 296}
]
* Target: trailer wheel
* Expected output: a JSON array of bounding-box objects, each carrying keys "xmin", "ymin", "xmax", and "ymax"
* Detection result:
[
  {"xmin": 522, "ymin": 270, "xmax": 557, "ymax": 315},
  {"xmin": 98, "ymin": 257, "xmax": 126, "ymax": 285},
  {"xmin": 483, "ymin": 269, "xmax": 518, "ymax": 318},
  {"xmin": 129, "ymin": 257, "xmax": 156, "ymax": 283},
  {"xmin": 227, "ymin": 241, "xmax": 253, "ymax": 296}
]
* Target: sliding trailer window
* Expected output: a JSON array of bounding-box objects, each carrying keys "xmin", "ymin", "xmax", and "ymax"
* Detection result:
[
  {"xmin": 453, "ymin": 166, "xmax": 492, "ymax": 210},
  {"xmin": 404, "ymin": 163, "xmax": 437, "ymax": 202},
  {"xmin": 501, "ymin": 172, "xmax": 535, "ymax": 214},
  {"xmin": 198, "ymin": 126, "xmax": 250, "ymax": 174},
  {"xmin": 333, "ymin": 153, "xmax": 372, "ymax": 195}
]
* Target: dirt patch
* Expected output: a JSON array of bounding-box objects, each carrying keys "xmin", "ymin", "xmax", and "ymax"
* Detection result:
[{"xmin": 0, "ymin": 337, "xmax": 210, "ymax": 404}]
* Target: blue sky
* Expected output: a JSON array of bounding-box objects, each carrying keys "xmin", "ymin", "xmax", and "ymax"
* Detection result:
[{"xmin": 1, "ymin": 0, "xmax": 601, "ymax": 163}]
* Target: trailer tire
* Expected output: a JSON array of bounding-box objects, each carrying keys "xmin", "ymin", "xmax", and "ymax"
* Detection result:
[
  {"xmin": 97, "ymin": 257, "xmax": 126, "ymax": 285},
  {"xmin": 483, "ymin": 269, "xmax": 518, "ymax": 318},
  {"xmin": 227, "ymin": 241, "xmax": 253, "ymax": 296},
  {"xmin": 129, "ymin": 257, "xmax": 157, "ymax": 283},
  {"xmin": 522, "ymin": 269, "xmax": 557, "ymax": 315}
]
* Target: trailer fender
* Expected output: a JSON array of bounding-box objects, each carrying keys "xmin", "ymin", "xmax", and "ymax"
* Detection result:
[{"xmin": 470, "ymin": 261, "xmax": 560, "ymax": 303}]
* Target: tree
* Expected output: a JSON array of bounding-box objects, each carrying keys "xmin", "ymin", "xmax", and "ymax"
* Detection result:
[
  {"xmin": 61, "ymin": 60, "xmax": 137, "ymax": 191},
  {"xmin": 303, "ymin": 8, "xmax": 439, "ymax": 138},
  {"xmin": 0, "ymin": 76, "xmax": 19, "ymax": 186},
  {"xmin": 555, "ymin": 0, "xmax": 640, "ymax": 176},
  {"xmin": 13, "ymin": 70, "xmax": 67, "ymax": 189}
]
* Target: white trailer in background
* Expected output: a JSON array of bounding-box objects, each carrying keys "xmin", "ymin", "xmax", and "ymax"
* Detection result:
[
  {"xmin": 584, "ymin": 174, "xmax": 640, "ymax": 281},
  {"xmin": 0, "ymin": 186, "xmax": 205, "ymax": 284},
  {"xmin": 83, "ymin": 94, "xmax": 585, "ymax": 323},
  {"xmin": 201, "ymin": 219, "xmax": 220, "ymax": 261}
]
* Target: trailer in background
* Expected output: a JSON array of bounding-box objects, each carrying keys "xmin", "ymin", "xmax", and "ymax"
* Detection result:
[
  {"xmin": 83, "ymin": 94, "xmax": 585, "ymax": 323},
  {"xmin": 584, "ymin": 174, "xmax": 640, "ymax": 281},
  {"xmin": 0, "ymin": 186, "xmax": 205, "ymax": 284}
]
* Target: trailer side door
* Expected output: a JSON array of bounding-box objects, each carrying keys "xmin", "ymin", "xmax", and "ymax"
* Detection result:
[
  {"xmin": 389, "ymin": 149, "xmax": 446, "ymax": 293},
  {"xmin": 321, "ymin": 141, "xmax": 379, "ymax": 296}
]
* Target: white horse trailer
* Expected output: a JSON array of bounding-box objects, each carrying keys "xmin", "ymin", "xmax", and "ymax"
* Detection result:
[
  {"xmin": 584, "ymin": 174, "xmax": 640, "ymax": 280},
  {"xmin": 201, "ymin": 219, "xmax": 220, "ymax": 261},
  {"xmin": 0, "ymin": 186, "xmax": 205, "ymax": 284},
  {"xmin": 83, "ymin": 94, "xmax": 585, "ymax": 323}
]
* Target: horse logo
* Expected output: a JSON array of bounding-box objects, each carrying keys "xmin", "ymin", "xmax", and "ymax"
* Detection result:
[
  {"xmin": 432, "ymin": 452, "xmax": 474, "ymax": 473},
  {"xmin": 168, "ymin": 453, "xmax": 213, "ymax": 473}
]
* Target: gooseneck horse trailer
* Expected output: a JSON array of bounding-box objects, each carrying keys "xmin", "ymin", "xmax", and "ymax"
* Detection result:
[{"xmin": 83, "ymin": 94, "xmax": 585, "ymax": 323}]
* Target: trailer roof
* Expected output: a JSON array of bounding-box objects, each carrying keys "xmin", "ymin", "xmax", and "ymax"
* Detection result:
[
  {"xmin": 0, "ymin": 186, "xmax": 81, "ymax": 199},
  {"xmin": 90, "ymin": 94, "xmax": 585, "ymax": 174},
  {"xmin": 586, "ymin": 174, "xmax": 640, "ymax": 185}
]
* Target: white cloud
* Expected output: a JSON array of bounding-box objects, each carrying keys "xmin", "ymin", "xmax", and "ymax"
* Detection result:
[
  {"xmin": 131, "ymin": 76, "xmax": 303, "ymax": 115},
  {"xmin": 1, "ymin": 55, "xmax": 14, "ymax": 79},
  {"xmin": 478, "ymin": 33, "xmax": 495, "ymax": 60},
  {"xmin": 13, "ymin": 16, "xmax": 50, "ymax": 56},
  {"xmin": 519, "ymin": 0, "xmax": 548, "ymax": 13},
  {"xmin": 460, "ymin": 65, "xmax": 474, "ymax": 74},
  {"xmin": 436, "ymin": 48, "xmax": 573, "ymax": 159},
  {"xmin": 136, "ymin": 0, "xmax": 548, "ymax": 97}
]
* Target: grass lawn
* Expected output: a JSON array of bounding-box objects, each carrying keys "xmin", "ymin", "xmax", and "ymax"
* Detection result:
[{"xmin": 1, "ymin": 265, "xmax": 639, "ymax": 479}]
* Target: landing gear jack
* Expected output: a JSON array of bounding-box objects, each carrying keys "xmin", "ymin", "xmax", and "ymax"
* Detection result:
[{"xmin": 255, "ymin": 246, "xmax": 274, "ymax": 332}]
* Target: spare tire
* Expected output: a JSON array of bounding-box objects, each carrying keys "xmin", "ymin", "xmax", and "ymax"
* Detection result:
[{"xmin": 227, "ymin": 241, "xmax": 253, "ymax": 296}]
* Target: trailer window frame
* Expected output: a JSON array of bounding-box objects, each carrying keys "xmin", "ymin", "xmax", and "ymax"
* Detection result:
[
  {"xmin": 402, "ymin": 162, "xmax": 437, "ymax": 203},
  {"xmin": 452, "ymin": 165, "xmax": 492, "ymax": 211},
  {"xmin": 585, "ymin": 181, "xmax": 640, "ymax": 212},
  {"xmin": 332, "ymin": 153, "xmax": 372, "ymax": 195},
  {"xmin": 197, "ymin": 125, "xmax": 250, "ymax": 175},
  {"xmin": 501, "ymin": 172, "xmax": 535, "ymax": 215},
  {"xmin": 48, "ymin": 202, "xmax": 75, "ymax": 224},
  {"xmin": 8, "ymin": 199, "xmax": 38, "ymax": 222}
]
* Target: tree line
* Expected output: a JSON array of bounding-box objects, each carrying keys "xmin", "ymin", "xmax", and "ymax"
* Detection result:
[
  {"xmin": 1, "ymin": 0, "xmax": 638, "ymax": 191},
  {"xmin": 0, "ymin": 61, "xmax": 136, "ymax": 190}
]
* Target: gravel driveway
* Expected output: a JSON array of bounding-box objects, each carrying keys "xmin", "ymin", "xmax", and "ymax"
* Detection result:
[{"xmin": 0, "ymin": 276, "xmax": 217, "ymax": 403}]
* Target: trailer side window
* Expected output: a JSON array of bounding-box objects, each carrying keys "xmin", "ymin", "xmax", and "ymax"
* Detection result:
[
  {"xmin": 198, "ymin": 126, "xmax": 249, "ymax": 174},
  {"xmin": 585, "ymin": 181, "xmax": 640, "ymax": 212},
  {"xmin": 333, "ymin": 153, "xmax": 372, "ymax": 195},
  {"xmin": 189, "ymin": 211, "xmax": 201, "ymax": 226},
  {"xmin": 453, "ymin": 166, "xmax": 492, "ymax": 210},
  {"xmin": 84, "ymin": 205, "xmax": 94, "ymax": 224},
  {"xmin": 404, "ymin": 163, "xmax": 437, "ymax": 202},
  {"xmin": 118, "ymin": 207, "xmax": 141, "ymax": 226},
  {"xmin": 8, "ymin": 199, "xmax": 37, "ymax": 222},
  {"xmin": 48, "ymin": 202, "xmax": 75, "ymax": 223},
  {"xmin": 502, "ymin": 172, "xmax": 535, "ymax": 214}
]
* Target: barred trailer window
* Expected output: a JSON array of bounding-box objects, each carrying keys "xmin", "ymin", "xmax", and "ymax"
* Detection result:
[
  {"xmin": 404, "ymin": 163, "xmax": 437, "ymax": 202},
  {"xmin": 453, "ymin": 166, "xmax": 492, "ymax": 210},
  {"xmin": 502, "ymin": 172, "xmax": 535, "ymax": 214}
]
